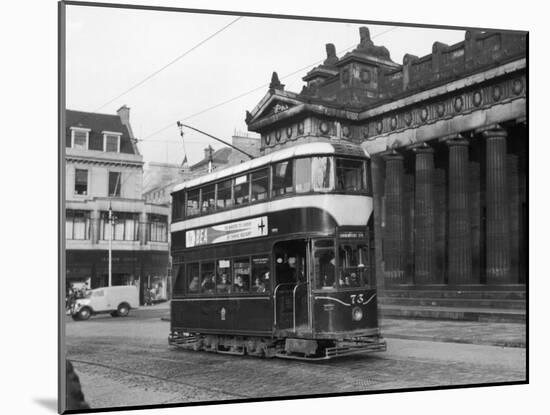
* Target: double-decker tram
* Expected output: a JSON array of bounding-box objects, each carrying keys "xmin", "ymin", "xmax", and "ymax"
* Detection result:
[{"xmin": 168, "ymin": 142, "xmax": 386, "ymax": 360}]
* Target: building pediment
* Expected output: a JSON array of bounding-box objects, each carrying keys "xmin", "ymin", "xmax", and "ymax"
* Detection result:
[{"xmin": 246, "ymin": 91, "xmax": 305, "ymax": 127}]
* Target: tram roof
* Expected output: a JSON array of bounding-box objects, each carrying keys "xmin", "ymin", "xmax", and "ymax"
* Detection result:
[{"xmin": 172, "ymin": 141, "xmax": 369, "ymax": 193}]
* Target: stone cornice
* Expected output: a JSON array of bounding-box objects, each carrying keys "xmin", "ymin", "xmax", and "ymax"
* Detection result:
[
  {"xmin": 249, "ymin": 58, "xmax": 525, "ymax": 140},
  {"xmin": 357, "ymin": 58, "xmax": 526, "ymax": 121},
  {"xmin": 65, "ymin": 149, "xmax": 144, "ymax": 168}
]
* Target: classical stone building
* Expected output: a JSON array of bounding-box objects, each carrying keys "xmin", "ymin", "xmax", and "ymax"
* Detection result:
[
  {"xmin": 65, "ymin": 107, "xmax": 171, "ymax": 304},
  {"xmin": 245, "ymin": 27, "xmax": 527, "ymax": 308}
]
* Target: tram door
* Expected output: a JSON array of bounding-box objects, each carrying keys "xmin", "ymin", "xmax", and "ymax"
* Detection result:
[{"xmin": 273, "ymin": 240, "xmax": 310, "ymax": 332}]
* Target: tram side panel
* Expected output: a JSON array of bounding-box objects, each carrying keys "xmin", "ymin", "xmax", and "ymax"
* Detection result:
[
  {"xmin": 312, "ymin": 289, "xmax": 380, "ymax": 338},
  {"xmin": 171, "ymin": 298, "xmax": 273, "ymax": 336}
]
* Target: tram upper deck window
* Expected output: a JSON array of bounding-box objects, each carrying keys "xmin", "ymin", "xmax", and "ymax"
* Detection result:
[
  {"xmin": 233, "ymin": 258, "xmax": 251, "ymax": 293},
  {"xmin": 173, "ymin": 265, "xmax": 186, "ymax": 297},
  {"xmin": 272, "ymin": 161, "xmax": 293, "ymax": 196},
  {"xmin": 295, "ymin": 158, "xmax": 312, "ymax": 193},
  {"xmin": 311, "ymin": 157, "xmax": 334, "ymax": 191},
  {"xmin": 217, "ymin": 179, "xmax": 233, "ymax": 209},
  {"xmin": 200, "ymin": 261, "xmax": 216, "ymax": 294},
  {"xmin": 251, "ymin": 168, "xmax": 269, "ymax": 201},
  {"xmin": 187, "ymin": 262, "xmax": 200, "ymax": 293},
  {"xmin": 335, "ymin": 158, "xmax": 366, "ymax": 192},
  {"xmin": 338, "ymin": 243, "xmax": 370, "ymax": 288},
  {"xmin": 217, "ymin": 259, "xmax": 232, "ymax": 293},
  {"xmin": 234, "ymin": 175, "xmax": 250, "ymax": 205},
  {"xmin": 201, "ymin": 184, "xmax": 216, "ymax": 213},
  {"xmin": 172, "ymin": 192, "xmax": 185, "ymax": 221},
  {"xmin": 186, "ymin": 189, "xmax": 200, "ymax": 217}
]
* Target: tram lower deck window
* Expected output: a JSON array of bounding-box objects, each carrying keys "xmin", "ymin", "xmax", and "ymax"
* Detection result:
[
  {"xmin": 200, "ymin": 262, "xmax": 216, "ymax": 294},
  {"xmin": 187, "ymin": 263, "xmax": 200, "ymax": 293},
  {"xmin": 233, "ymin": 258, "xmax": 251, "ymax": 292},
  {"xmin": 173, "ymin": 265, "xmax": 186, "ymax": 297},
  {"xmin": 217, "ymin": 259, "xmax": 232, "ymax": 293},
  {"xmin": 251, "ymin": 256, "xmax": 270, "ymax": 293}
]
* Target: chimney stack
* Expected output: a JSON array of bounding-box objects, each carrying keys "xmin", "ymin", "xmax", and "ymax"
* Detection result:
[{"xmin": 117, "ymin": 105, "xmax": 130, "ymax": 126}]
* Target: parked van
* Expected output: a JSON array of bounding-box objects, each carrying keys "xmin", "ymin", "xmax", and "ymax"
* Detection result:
[{"xmin": 71, "ymin": 285, "xmax": 139, "ymax": 321}]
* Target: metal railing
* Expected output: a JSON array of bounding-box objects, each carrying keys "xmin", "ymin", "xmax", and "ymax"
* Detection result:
[{"xmin": 273, "ymin": 283, "xmax": 296, "ymax": 328}]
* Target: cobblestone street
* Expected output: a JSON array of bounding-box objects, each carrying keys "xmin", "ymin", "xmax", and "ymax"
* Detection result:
[{"xmin": 65, "ymin": 309, "xmax": 526, "ymax": 410}]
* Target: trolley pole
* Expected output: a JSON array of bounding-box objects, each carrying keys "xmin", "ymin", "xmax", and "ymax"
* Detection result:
[
  {"xmin": 207, "ymin": 145, "xmax": 213, "ymax": 173},
  {"xmin": 108, "ymin": 200, "xmax": 113, "ymax": 287},
  {"xmin": 176, "ymin": 121, "xmax": 255, "ymax": 160}
]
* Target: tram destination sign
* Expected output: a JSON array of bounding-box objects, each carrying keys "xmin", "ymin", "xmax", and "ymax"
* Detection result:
[{"xmin": 186, "ymin": 216, "xmax": 268, "ymax": 248}]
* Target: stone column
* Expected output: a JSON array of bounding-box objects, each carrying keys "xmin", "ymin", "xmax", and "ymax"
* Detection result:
[
  {"xmin": 370, "ymin": 155, "xmax": 386, "ymax": 290},
  {"xmin": 413, "ymin": 145, "xmax": 437, "ymax": 284},
  {"xmin": 139, "ymin": 211, "xmax": 148, "ymax": 246},
  {"xmin": 90, "ymin": 209, "xmax": 100, "ymax": 244},
  {"xmin": 469, "ymin": 160, "xmax": 482, "ymax": 283},
  {"xmin": 483, "ymin": 128, "xmax": 511, "ymax": 284},
  {"xmin": 434, "ymin": 168, "xmax": 447, "ymax": 281},
  {"xmin": 383, "ymin": 152, "xmax": 405, "ymax": 283},
  {"xmin": 447, "ymin": 139, "xmax": 473, "ymax": 284}
]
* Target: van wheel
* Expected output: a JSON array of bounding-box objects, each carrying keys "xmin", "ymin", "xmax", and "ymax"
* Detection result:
[
  {"xmin": 117, "ymin": 303, "xmax": 130, "ymax": 317},
  {"xmin": 78, "ymin": 307, "xmax": 91, "ymax": 321}
]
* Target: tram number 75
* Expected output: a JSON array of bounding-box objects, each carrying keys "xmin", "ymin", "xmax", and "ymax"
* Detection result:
[{"xmin": 350, "ymin": 294, "xmax": 365, "ymax": 305}]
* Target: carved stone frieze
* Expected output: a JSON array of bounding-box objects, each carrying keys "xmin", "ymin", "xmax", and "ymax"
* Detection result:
[{"xmin": 361, "ymin": 74, "xmax": 525, "ymax": 141}]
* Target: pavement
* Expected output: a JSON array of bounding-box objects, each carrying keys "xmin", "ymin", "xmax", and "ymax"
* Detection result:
[{"xmin": 153, "ymin": 300, "xmax": 526, "ymax": 348}]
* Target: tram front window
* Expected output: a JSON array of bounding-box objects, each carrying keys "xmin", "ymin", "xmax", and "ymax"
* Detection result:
[
  {"xmin": 338, "ymin": 244, "xmax": 370, "ymax": 288},
  {"xmin": 335, "ymin": 158, "xmax": 366, "ymax": 192},
  {"xmin": 312, "ymin": 157, "xmax": 334, "ymax": 191},
  {"xmin": 315, "ymin": 248, "xmax": 336, "ymax": 289}
]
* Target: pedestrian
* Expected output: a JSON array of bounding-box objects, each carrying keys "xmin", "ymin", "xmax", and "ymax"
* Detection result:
[{"xmin": 66, "ymin": 360, "xmax": 90, "ymax": 410}]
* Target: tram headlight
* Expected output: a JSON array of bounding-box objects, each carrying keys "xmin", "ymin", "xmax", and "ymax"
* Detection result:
[{"xmin": 352, "ymin": 306, "xmax": 363, "ymax": 321}]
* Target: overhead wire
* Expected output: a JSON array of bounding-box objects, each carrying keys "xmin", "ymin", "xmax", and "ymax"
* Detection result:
[
  {"xmin": 66, "ymin": 16, "xmax": 243, "ymax": 129},
  {"xmin": 138, "ymin": 26, "xmax": 399, "ymax": 144}
]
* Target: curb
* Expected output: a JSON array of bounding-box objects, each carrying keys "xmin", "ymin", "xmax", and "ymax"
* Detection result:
[{"xmin": 383, "ymin": 333, "xmax": 526, "ymax": 349}]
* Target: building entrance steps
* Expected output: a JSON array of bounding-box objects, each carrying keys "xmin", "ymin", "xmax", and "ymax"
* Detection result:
[
  {"xmin": 377, "ymin": 285, "xmax": 526, "ymax": 323},
  {"xmin": 378, "ymin": 304, "xmax": 525, "ymax": 322},
  {"xmin": 379, "ymin": 297, "xmax": 525, "ymax": 309}
]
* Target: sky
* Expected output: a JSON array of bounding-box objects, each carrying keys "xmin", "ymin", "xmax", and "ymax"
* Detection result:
[{"xmin": 65, "ymin": 5, "xmax": 467, "ymax": 168}]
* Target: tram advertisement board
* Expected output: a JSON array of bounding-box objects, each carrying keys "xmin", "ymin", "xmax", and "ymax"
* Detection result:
[{"xmin": 185, "ymin": 216, "xmax": 268, "ymax": 248}]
